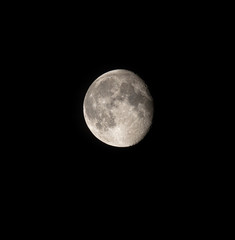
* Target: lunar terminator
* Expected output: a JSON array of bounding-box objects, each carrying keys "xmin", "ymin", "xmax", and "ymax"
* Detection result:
[{"xmin": 83, "ymin": 69, "xmax": 154, "ymax": 147}]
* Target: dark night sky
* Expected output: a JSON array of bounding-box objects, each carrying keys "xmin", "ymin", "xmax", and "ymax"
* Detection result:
[
  {"xmin": 12, "ymin": 3, "xmax": 205, "ymax": 190},
  {"xmin": 6, "ymin": 3, "xmax": 216, "ymax": 234},
  {"xmin": 25, "ymin": 11, "xmax": 201, "ymax": 199}
]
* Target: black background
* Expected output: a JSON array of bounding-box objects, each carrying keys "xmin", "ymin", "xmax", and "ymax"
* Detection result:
[{"xmin": 4, "ymin": 2, "xmax": 219, "ymax": 236}]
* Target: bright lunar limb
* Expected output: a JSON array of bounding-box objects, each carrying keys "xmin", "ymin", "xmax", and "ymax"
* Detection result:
[{"xmin": 83, "ymin": 69, "xmax": 154, "ymax": 147}]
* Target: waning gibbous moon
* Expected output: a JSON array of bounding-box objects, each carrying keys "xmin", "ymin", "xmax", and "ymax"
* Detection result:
[{"xmin": 83, "ymin": 69, "xmax": 154, "ymax": 147}]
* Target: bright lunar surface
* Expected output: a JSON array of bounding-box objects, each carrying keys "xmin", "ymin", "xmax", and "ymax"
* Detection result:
[{"xmin": 83, "ymin": 69, "xmax": 154, "ymax": 147}]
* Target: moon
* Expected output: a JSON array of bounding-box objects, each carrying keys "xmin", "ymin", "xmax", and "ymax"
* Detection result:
[{"xmin": 83, "ymin": 69, "xmax": 154, "ymax": 147}]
